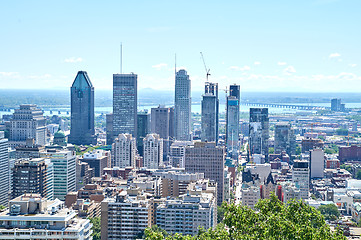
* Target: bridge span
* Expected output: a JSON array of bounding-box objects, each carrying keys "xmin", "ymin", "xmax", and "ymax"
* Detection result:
[{"xmin": 242, "ymin": 102, "xmax": 330, "ymax": 111}]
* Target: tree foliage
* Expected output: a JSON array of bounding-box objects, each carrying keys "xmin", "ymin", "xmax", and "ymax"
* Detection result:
[
  {"xmin": 144, "ymin": 194, "xmax": 345, "ymax": 240},
  {"xmin": 318, "ymin": 204, "xmax": 340, "ymax": 221},
  {"xmin": 89, "ymin": 217, "xmax": 101, "ymax": 240}
]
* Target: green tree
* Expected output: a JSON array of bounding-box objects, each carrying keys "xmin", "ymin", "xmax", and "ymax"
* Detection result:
[
  {"xmin": 144, "ymin": 194, "xmax": 345, "ymax": 240},
  {"xmin": 318, "ymin": 204, "xmax": 340, "ymax": 221},
  {"xmin": 217, "ymin": 204, "xmax": 226, "ymax": 223},
  {"xmin": 89, "ymin": 217, "xmax": 101, "ymax": 240},
  {"xmin": 295, "ymin": 145, "xmax": 301, "ymax": 155},
  {"xmin": 0, "ymin": 205, "xmax": 5, "ymax": 211},
  {"xmin": 336, "ymin": 128, "xmax": 348, "ymax": 136},
  {"xmin": 356, "ymin": 170, "xmax": 361, "ymax": 180},
  {"xmin": 269, "ymin": 147, "xmax": 274, "ymax": 154}
]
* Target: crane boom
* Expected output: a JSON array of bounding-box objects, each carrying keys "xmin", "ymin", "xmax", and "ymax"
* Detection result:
[{"xmin": 200, "ymin": 52, "xmax": 210, "ymax": 82}]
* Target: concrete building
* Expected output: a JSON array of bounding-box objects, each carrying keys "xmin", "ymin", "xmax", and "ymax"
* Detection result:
[
  {"xmin": 292, "ymin": 160, "xmax": 310, "ymax": 199},
  {"xmin": 226, "ymin": 84, "xmax": 240, "ymax": 160},
  {"xmin": 76, "ymin": 161, "xmax": 94, "ymax": 190},
  {"xmin": 106, "ymin": 113, "xmax": 113, "ymax": 145},
  {"xmin": 201, "ymin": 82, "xmax": 219, "ymax": 143},
  {"xmin": 40, "ymin": 149, "xmax": 76, "ymax": 200},
  {"xmin": 0, "ymin": 194, "xmax": 92, "ymax": 239},
  {"xmin": 301, "ymin": 138, "xmax": 324, "ymax": 153},
  {"xmin": 12, "ymin": 158, "xmax": 54, "ymax": 200},
  {"xmin": 331, "ymin": 98, "xmax": 345, "ymax": 112},
  {"xmin": 241, "ymin": 186, "xmax": 260, "ymax": 209},
  {"xmin": 113, "ymin": 73, "xmax": 137, "ymax": 140},
  {"xmin": 68, "ymin": 71, "xmax": 97, "ymax": 145},
  {"xmin": 143, "ymin": 134, "xmax": 163, "ymax": 169},
  {"xmin": 111, "ymin": 133, "xmax": 136, "ymax": 168},
  {"xmin": 339, "ymin": 145, "xmax": 361, "ymax": 162},
  {"xmin": 169, "ymin": 141, "xmax": 193, "ymax": 168},
  {"xmin": 185, "ymin": 142, "xmax": 225, "ymax": 205},
  {"xmin": 175, "ymin": 69, "xmax": 191, "ymax": 141},
  {"xmin": 0, "ymin": 131, "xmax": 9, "ymax": 206},
  {"xmin": 101, "ymin": 191, "xmax": 152, "ymax": 240},
  {"xmin": 9, "ymin": 104, "xmax": 46, "ymax": 147},
  {"xmin": 14, "ymin": 138, "xmax": 44, "ymax": 159},
  {"xmin": 156, "ymin": 191, "xmax": 216, "ymax": 236},
  {"xmin": 249, "ymin": 108, "xmax": 269, "ymax": 159},
  {"xmin": 137, "ymin": 111, "xmax": 149, "ymax": 156},
  {"xmin": 281, "ymin": 182, "xmax": 302, "ymax": 203},
  {"xmin": 81, "ymin": 149, "xmax": 110, "ymax": 177},
  {"xmin": 310, "ymin": 148, "xmax": 325, "ymax": 179},
  {"xmin": 274, "ymin": 123, "xmax": 296, "ymax": 156}
]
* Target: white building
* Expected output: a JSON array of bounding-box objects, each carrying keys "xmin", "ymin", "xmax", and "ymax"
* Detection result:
[
  {"xmin": 111, "ymin": 133, "xmax": 136, "ymax": 167},
  {"xmin": 310, "ymin": 148, "xmax": 324, "ymax": 178},
  {"xmin": 143, "ymin": 133, "xmax": 163, "ymax": 169},
  {"xmin": 0, "ymin": 194, "xmax": 92, "ymax": 240},
  {"xmin": 241, "ymin": 185, "xmax": 260, "ymax": 209},
  {"xmin": 169, "ymin": 141, "xmax": 193, "ymax": 168},
  {"xmin": 292, "ymin": 160, "xmax": 310, "ymax": 199},
  {"xmin": 0, "ymin": 131, "xmax": 9, "ymax": 206},
  {"xmin": 156, "ymin": 192, "xmax": 217, "ymax": 236},
  {"xmin": 40, "ymin": 149, "xmax": 76, "ymax": 200},
  {"xmin": 282, "ymin": 182, "xmax": 302, "ymax": 203},
  {"xmin": 101, "ymin": 191, "xmax": 151, "ymax": 240}
]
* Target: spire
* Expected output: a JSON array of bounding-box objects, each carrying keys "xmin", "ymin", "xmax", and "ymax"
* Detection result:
[{"xmin": 71, "ymin": 71, "xmax": 93, "ymax": 89}]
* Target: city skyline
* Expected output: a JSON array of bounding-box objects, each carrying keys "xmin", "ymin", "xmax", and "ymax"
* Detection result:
[{"xmin": 0, "ymin": 1, "xmax": 360, "ymax": 92}]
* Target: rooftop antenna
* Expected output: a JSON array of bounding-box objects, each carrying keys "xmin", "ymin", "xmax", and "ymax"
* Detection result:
[
  {"xmin": 120, "ymin": 43, "xmax": 123, "ymax": 74},
  {"xmin": 200, "ymin": 52, "xmax": 210, "ymax": 82}
]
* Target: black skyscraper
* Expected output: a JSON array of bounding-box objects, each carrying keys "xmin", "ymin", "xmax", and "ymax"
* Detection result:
[{"xmin": 68, "ymin": 71, "xmax": 97, "ymax": 145}]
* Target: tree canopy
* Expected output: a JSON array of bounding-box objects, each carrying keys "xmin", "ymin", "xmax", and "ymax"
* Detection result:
[
  {"xmin": 89, "ymin": 217, "xmax": 101, "ymax": 240},
  {"xmin": 318, "ymin": 204, "xmax": 341, "ymax": 221},
  {"xmin": 144, "ymin": 194, "xmax": 345, "ymax": 240}
]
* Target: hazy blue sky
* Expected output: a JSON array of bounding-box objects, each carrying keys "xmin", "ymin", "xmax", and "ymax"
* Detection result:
[{"xmin": 0, "ymin": 0, "xmax": 360, "ymax": 92}]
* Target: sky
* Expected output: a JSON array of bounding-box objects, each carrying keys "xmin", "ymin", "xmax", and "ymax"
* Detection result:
[{"xmin": 0, "ymin": 0, "xmax": 360, "ymax": 92}]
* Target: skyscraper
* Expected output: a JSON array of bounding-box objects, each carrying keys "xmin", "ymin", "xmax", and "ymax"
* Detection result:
[
  {"xmin": 113, "ymin": 73, "xmax": 137, "ymax": 140},
  {"xmin": 106, "ymin": 113, "xmax": 113, "ymax": 145},
  {"xmin": 68, "ymin": 71, "xmax": 97, "ymax": 145},
  {"xmin": 9, "ymin": 104, "xmax": 46, "ymax": 147},
  {"xmin": 0, "ymin": 131, "xmax": 9, "ymax": 206},
  {"xmin": 274, "ymin": 123, "xmax": 296, "ymax": 156},
  {"xmin": 137, "ymin": 111, "xmax": 149, "ymax": 156},
  {"xmin": 174, "ymin": 70, "xmax": 191, "ymax": 141},
  {"xmin": 249, "ymin": 108, "xmax": 269, "ymax": 159},
  {"xmin": 201, "ymin": 82, "xmax": 219, "ymax": 143},
  {"xmin": 226, "ymin": 84, "xmax": 240, "ymax": 159}
]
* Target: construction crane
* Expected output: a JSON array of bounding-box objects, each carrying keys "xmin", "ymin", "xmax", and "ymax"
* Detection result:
[{"xmin": 200, "ymin": 52, "xmax": 210, "ymax": 82}]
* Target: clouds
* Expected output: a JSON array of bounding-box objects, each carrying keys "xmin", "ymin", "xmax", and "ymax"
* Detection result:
[
  {"xmin": 254, "ymin": 61, "xmax": 261, "ymax": 65},
  {"xmin": 349, "ymin": 64, "xmax": 357, "ymax": 68},
  {"xmin": 229, "ymin": 65, "xmax": 250, "ymax": 71},
  {"xmin": 152, "ymin": 63, "xmax": 168, "ymax": 70},
  {"xmin": 0, "ymin": 72, "xmax": 18, "ymax": 77},
  {"xmin": 283, "ymin": 66, "xmax": 296, "ymax": 75},
  {"xmin": 329, "ymin": 53, "xmax": 341, "ymax": 58},
  {"xmin": 64, "ymin": 57, "xmax": 83, "ymax": 63},
  {"xmin": 277, "ymin": 62, "xmax": 287, "ymax": 66}
]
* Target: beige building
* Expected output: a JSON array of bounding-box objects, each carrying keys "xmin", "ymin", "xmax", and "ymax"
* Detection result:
[
  {"xmin": 143, "ymin": 133, "xmax": 163, "ymax": 169},
  {"xmin": 111, "ymin": 133, "xmax": 136, "ymax": 167}
]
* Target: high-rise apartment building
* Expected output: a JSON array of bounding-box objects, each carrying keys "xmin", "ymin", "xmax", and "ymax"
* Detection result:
[
  {"xmin": 169, "ymin": 141, "xmax": 193, "ymax": 168},
  {"xmin": 185, "ymin": 142, "xmax": 225, "ymax": 205},
  {"xmin": 310, "ymin": 148, "xmax": 324, "ymax": 179},
  {"xmin": 0, "ymin": 131, "xmax": 9, "ymax": 206},
  {"xmin": 226, "ymin": 84, "xmax": 240, "ymax": 159},
  {"xmin": 137, "ymin": 111, "xmax": 149, "ymax": 156},
  {"xmin": 274, "ymin": 123, "xmax": 296, "ymax": 156},
  {"xmin": 201, "ymin": 82, "xmax": 219, "ymax": 143},
  {"xmin": 81, "ymin": 149, "xmax": 111, "ymax": 177},
  {"xmin": 292, "ymin": 160, "xmax": 309, "ymax": 199},
  {"xmin": 12, "ymin": 158, "xmax": 54, "ymax": 200},
  {"xmin": 249, "ymin": 108, "xmax": 269, "ymax": 159},
  {"xmin": 113, "ymin": 73, "xmax": 137, "ymax": 140},
  {"xmin": 175, "ymin": 70, "xmax": 191, "ymax": 141},
  {"xmin": 68, "ymin": 71, "xmax": 97, "ymax": 145},
  {"xmin": 9, "ymin": 104, "xmax": 46, "ymax": 147},
  {"xmin": 111, "ymin": 133, "xmax": 136, "ymax": 168},
  {"xmin": 143, "ymin": 133, "xmax": 163, "ymax": 169},
  {"xmin": 40, "ymin": 149, "xmax": 76, "ymax": 200},
  {"xmin": 106, "ymin": 113, "xmax": 113, "ymax": 145}
]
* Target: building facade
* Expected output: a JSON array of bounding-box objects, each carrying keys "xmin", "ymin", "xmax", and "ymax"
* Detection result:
[
  {"xmin": 0, "ymin": 131, "xmax": 9, "ymax": 206},
  {"xmin": 310, "ymin": 148, "xmax": 324, "ymax": 179},
  {"xmin": 81, "ymin": 149, "xmax": 110, "ymax": 177},
  {"xmin": 201, "ymin": 82, "xmax": 219, "ymax": 143},
  {"xmin": 68, "ymin": 71, "xmax": 97, "ymax": 145},
  {"xmin": 113, "ymin": 73, "xmax": 138, "ymax": 140},
  {"xmin": 226, "ymin": 84, "xmax": 240, "ymax": 160},
  {"xmin": 9, "ymin": 104, "xmax": 46, "ymax": 147},
  {"xmin": 274, "ymin": 123, "xmax": 296, "ymax": 156},
  {"xmin": 143, "ymin": 134, "xmax": 163, "ymax": 169},
  {"xmin": 249, "ymin": 108, "xmax": 269, "ymax": 159},
  {"xmin": 137, "ymin": 111, "xmax": 149, "ymax": 156},
  {"xmin": 292, "ymin": 160, "xmax": 309, "ymax": 199},
  {"xmin": 111, "ymin": 133, "xmax": 136, "ymax": 168},
  {"xmin": 175, "ymin": 70, "xmax": 191, "ymax": 141}
]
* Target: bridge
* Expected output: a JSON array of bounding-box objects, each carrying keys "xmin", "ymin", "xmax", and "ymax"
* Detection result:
[{"xmin": 241, "ymin": 102, "xmax": 331, "ymax": 111}]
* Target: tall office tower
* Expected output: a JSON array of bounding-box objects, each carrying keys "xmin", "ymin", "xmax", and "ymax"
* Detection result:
[
  {"xmin": 226, "ymin": 84, "xmax": 240, "ymax": 159},
  {"xmin": 151, "ymin": 106, "xmax": 175, "ymax": 159},
  {"xmin": 9, "ymin": 104, "xmax": 46, "ymax": 147},
  {"xmin": 169, "ymin": 141, "xmax": 193, "ymax": 168},
  {"xmin": 111, "ymin": 134, "xmax": 136, "ymax": 167},
  {"xmin": 0, "ymin": 131, "xmax": 9, "ymax": 206},
  {"xmin": 249, "ymin": 108, "xmax": 269, "ymax": 159},
  {"xmin": 143, "ymin": 133, "xmax": 163, "ymax": 169},
  {"xmin": 106, "ymin": 113, "xmax": 113, "ymax": 145},
  {"xmin": 185, "ymin": 142, "xmax": 225, "ymax": 205},
  {"xmin": 113, "ymin": 73, "xmax": 137, "ymax": 140},
  {"xmin": 175, "ymin": 69, "xmax": 191, "ymax": 141},
  {"xmin": 81, "ymin": 149, "xmax": 111, "ymax": 177},
  {"xmin": 274, "ymin": 123, "xmax": 296, "ymax": 156},
  {"xmin": 201, "ymin": 82, "xmax": 219, "ymax": 143},
  {"xmin": 331, "ymin": 98, "xmax": 342, "ymax": 111},
  {"xmin": 40, "ymin": 149, "xmax": 76, "ymax": 200},
  {"xmin": 292, "ymin": 160, "xmax": 309, "ymax": 199},
  {"xmin": 137, "ymin": 111, "xmax": 149, "ymax": 156},
  {"xmin": 310, "ymin": 148, "xmax": 324, "ymax": 179},
  {"xmin": 12, "ymin": 158, "xmax": 54, "ymax": 200},
  {"xmin": 68, "ymin": 71, "xmax": 97, "ymax": 145}
]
